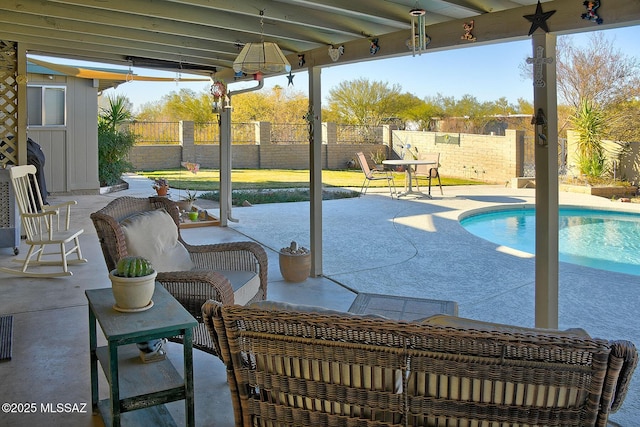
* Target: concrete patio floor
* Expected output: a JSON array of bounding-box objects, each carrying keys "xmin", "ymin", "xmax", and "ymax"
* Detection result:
[{"xmin": 0, "ymin": 173, "xmax": 638, "ymax": 426}]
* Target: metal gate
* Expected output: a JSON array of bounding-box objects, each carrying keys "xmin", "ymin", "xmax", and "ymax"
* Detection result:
[{"xmin": 523, "ymin": 136, "xmax": 567, "ymax": 177}]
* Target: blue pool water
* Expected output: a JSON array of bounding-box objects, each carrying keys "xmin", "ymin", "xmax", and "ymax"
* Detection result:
[{"xmin": 460, "ymin": 208, "xmax": 640, "ymax": 276}]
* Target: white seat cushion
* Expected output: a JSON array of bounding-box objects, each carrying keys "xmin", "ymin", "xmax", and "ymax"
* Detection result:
[
  {"xmin": 121, "ymin": 209, "xmax": 195, "ymax": 272},
  {"xmin": 217, "ymin": 270, "xmax": 260, "ymax": 306},
  {"xmin": 121, "ymin": 209, "xmax": 259, "ymax": 304}
]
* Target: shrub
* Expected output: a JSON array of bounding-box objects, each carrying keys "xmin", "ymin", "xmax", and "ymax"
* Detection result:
[
  {"xmin": 98, "ymin": 121, "xmax": 136, "ymax": 186},
  {"xmin": 98, "ymin": 95, "xmax": 137, "ymax": 186},
  {"xmin": 571, "ymin": 100, "xmax": 607, "ymax": 179}
]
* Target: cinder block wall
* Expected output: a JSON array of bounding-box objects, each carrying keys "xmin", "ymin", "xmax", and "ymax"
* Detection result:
[
  {"xmin": 391, "ymin": 129, "xmax": 525, "ymax": 183},
  {"xmin": 128, "ymin": 121, "xmax": 525, "ymax": 183},
  {"xmin": 259, "ymin": 145, "xmax": 311, "ymax": 169},
  {"xmin": 128, "ymin": 123, "xmax": 640, "ymax": 185},
  {"xmin": 128, "ymin": 145, "xmax": 183, "ymax": 170}
]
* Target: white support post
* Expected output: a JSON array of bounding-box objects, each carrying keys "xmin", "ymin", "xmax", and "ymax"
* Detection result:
[
  {"xmin": 219, "ymin": 106, "xmax": 232, "ymax": 227},
  {"xmin": 531, "ymin": 32, "xmax": 559, "ymax": 328},
  {"xmin": 309, "ymin": 67, "xmax": 323, "ymax": 277},
  {"xmin": 17, "ymin": 43, "xmax": 28, "ymax": 166},
  {"xmin": 219, "ymin": 80, "xmax": 264, "ymax": 225}
]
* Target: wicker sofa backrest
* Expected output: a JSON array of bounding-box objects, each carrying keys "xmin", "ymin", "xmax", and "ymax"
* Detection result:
[
  {"xmin": 203, "ymin": 301, "xmax": 637, "ymax": 427},
  {"xmin": 90, "ymin": 196, "xmax": 181, "ymax": 271}
]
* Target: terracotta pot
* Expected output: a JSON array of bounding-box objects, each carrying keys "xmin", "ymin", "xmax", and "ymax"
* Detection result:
[
  {"xmin": 109, "ymin": 269, "xmax": 157, "ymax": 310},
  {"xmin": 279, "ymin": 251, "xmax": 311, "ymax": 283},
  {"xmin": 155, "ymin": 185, "xmax": 169, "ymax": 196}
]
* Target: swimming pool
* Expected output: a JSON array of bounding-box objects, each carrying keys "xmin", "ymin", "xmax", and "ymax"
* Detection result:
[{"xmin": 460, "ymin": 207, "xmax": 640, "ymax": 276}]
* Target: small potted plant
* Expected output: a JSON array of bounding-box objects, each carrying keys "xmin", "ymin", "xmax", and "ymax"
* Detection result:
[
  {"xmin": 152, "ymin": 178, "xmax": 169, "ymax": 196},
  {"xmin": 177, "ymin": 189, "xmax": 198, "ymax": 212},
  {"xmin": 279, "ymin": 241, "xmax": 311, "ymax": 283},
  {"xmin": 109, "ymin": 256, "xmax": 157, "ymax": 312}
]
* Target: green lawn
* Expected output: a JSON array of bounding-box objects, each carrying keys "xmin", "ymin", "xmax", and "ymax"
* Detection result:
[{"xmin": 138, "ymin": 168, "xmax": 482, "ymax": 192}]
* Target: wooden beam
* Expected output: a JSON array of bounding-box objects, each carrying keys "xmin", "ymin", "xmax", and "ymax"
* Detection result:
[
  {"xmin": 0, "ymin": 0, "xmax": 264, "ymax": 49},
  {"xmin": 47, "ymin": 0, "xmax": 359, "ymax": 45},
  {"xmin": 170, "ymin": 0, "xmax": 412, "ymax": 35},
  {"xmin": 0, "ymin": 31, "xmax": 226, "ymax": 71},
  {"xmin": 1, "ymin": 24, "xmax": 233, "ymax": 64},
  {"xmin": 0, "ymin": 10, "xmax": 236, "ymax": 57}
]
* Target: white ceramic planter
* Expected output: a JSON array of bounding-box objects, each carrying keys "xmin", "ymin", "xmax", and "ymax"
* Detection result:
[
  {"xmin": 175, "ymin": 199, "xmax": 193, "ymax": 212},
  {"xmin": 109, "ymin": 269, "xmax": 157, "ymax": 311}
]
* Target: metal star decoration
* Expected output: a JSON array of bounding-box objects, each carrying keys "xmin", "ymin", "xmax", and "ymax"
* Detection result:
[
  {"xmin": 523, "ymin": 0, "xmax": 556, "ymax": 36},
  {"xmin": 287, "ymin": 71, "xmax": 294, "ymax": 86}
]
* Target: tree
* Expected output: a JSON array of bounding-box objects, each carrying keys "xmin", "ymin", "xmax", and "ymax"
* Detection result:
[
  {"xmin": 231, "ymin": 86, "xmax": 307, "ymax": 124},
  {"xmin": 516, "ymin": 98, "xmax": 534, "ymax": 115},
  {"xmin": 136, "ymin": 100, "xmax": 164, "ymax": 121},
  {"xmin": 607, "ymin": 98, "xmax": 640, "ymax": 143},
  {"xmin": 556, "ymin": 34, "xmax": 640, "ymax": 111},
  {"xmin": 427, "ymin": 93, "xmax": 507, "ymax": 134},
  {"xmin": 517, "ymin": 33, "xmax": 640, "ymax": 143},
  {"xmin": 390, "ymin": 92, "xmax": 425, "ymax": 123},
  {"xmin": 229, "ymin": 91, "xmax": 272, "ymax": 121},
  {"xmin": 162, "ymin": 88, "xmax": 217, "ymax": 123},
  {"xmin": 403, "ymin": 98, "xmax": 443, "ymax": 131},
  {"xmin": 490, "ymin": 97, "xmax": 517, "ymax": 116},
  {"xmin": 325, "ymin": 78, "xmax": 405, "ymax": 126},
  {"xmin": 525, "ymin": 34, "xmax": 640, "ymax": 142}
]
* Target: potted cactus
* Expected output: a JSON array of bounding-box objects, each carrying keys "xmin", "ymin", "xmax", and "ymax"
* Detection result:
[
  {"xmin": 109, "ymin": 256, "xmax": 157, "ymax": 312},
  {"xmin": 279, "ymin": 241, "xmax": 311, "ymax": 283}
]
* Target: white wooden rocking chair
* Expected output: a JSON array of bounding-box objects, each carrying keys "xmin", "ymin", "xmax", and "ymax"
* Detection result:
[{"xmin": 0, "ymin": 165, "xmax": 86, "ymax": 277}]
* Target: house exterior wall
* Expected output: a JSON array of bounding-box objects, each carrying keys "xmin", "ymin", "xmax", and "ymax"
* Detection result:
[
  {"xmin": 66, "ymin": 76, "xmax": 99, "ymax": 192},
  {"xmin": 27, "ymin": 73, "xmax": 99, "ymax": 194}
]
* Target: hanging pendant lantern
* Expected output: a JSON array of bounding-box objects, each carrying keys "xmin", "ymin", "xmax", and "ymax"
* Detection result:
[{"xmin": 232, "ymin": 10, "xmax": 291, "ymax": 75}]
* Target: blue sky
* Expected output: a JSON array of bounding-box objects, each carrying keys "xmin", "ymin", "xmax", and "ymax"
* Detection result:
[{"xmin": 33, "ymin": 26, "xmax": 639, "ymax": 113}]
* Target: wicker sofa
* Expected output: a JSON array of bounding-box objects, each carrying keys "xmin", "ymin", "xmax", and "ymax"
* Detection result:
[{"xmin": 202, "ymin": 300, "xmax": 637, "ymax": 427}]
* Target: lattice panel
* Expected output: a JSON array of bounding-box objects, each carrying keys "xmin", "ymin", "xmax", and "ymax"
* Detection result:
[{"xmin": 0, "ymin": 40, "xmax": 18, "ymax": 167}]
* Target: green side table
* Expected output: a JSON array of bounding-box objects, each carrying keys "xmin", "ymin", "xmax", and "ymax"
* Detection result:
[{"xmin": 86, "ymin": 283, "xmax": 197, "ymax": 427}]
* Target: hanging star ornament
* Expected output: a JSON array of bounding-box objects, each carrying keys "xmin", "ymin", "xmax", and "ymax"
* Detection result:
[
  {"xmin": 523, "ymin": 0, "xmax": 556, "ymax": 36},
  {"xmin": 287, "ymin": 70, "xmax": 294, "ymax": 86}
]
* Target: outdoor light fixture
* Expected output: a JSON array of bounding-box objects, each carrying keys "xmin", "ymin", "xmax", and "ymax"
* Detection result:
[{"xmin": 232, "ymin": 11, "xmax": 291, "ymax": 76}]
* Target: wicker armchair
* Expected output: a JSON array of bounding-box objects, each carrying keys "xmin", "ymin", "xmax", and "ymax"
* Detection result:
[
  {"xmin": 203, "ymin": 300, "xmax": 637, "ymax": 427},
  {"xmin": 91, "ymin": 196, "xmax": 267, "ymax": 356}
]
